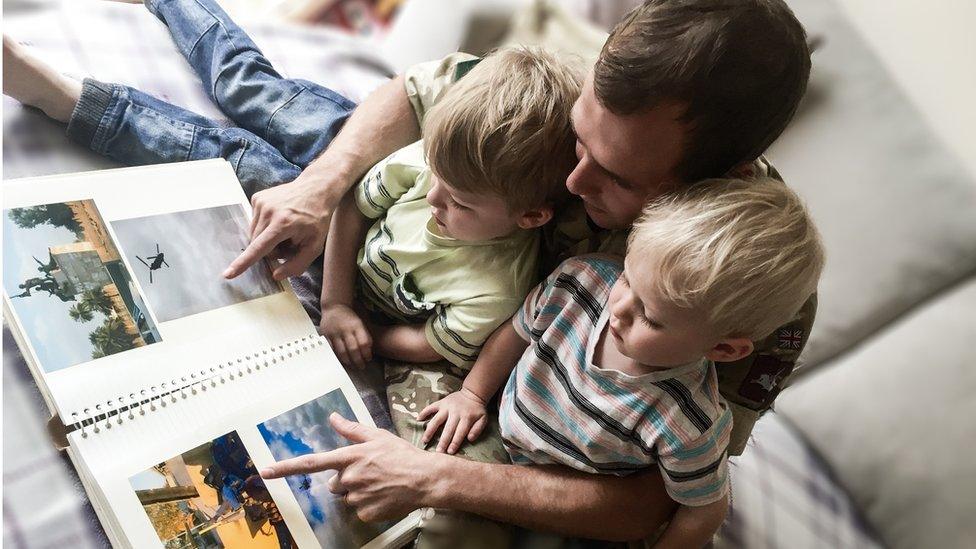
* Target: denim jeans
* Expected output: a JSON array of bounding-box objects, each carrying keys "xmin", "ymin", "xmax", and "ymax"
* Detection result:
[{"xmin": 65, "ymin": 0, "xmax": 357, "ymax": 198}]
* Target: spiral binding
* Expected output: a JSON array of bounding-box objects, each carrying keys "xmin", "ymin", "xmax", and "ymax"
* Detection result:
[{"xmin": 68, "ymin": 335, "xmax": 328, "ymax": 438}]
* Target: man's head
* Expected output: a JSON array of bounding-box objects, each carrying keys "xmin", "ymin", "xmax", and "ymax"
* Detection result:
[
  {"xmin": 424, "ymin": 46, "xmax": 581, "ymax": 241},
  {"xmin": 607, "ymin": 177, "xmax": 824, "ymax": 368},
  {"xmin": 570, "ymin": 0, "xmax": 811, "ymax": 229}
]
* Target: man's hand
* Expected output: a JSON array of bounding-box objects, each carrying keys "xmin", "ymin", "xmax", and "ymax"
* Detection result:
[
  {"xmin": 418, "ymin": 388, "xmax": 489, "ymax": 454},
  {"xmin": 320, "ymin": 304, "xmax": 373, "ymax": 369},
  {"xmin": 224, "ymin": 177, "xmax": 336, "ymax": 281},
  {"xmin": 260, "ymin": 413, "xmax": 444, "ymax": 522}
]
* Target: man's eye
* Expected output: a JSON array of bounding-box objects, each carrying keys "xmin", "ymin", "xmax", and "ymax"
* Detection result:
[{"xmin": 613, "ymin": 178, "xmax": 632, "ymax": 190}]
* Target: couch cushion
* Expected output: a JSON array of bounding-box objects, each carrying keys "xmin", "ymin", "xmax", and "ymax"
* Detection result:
[
  {"xmin": 777, "ymin": 276, "xmax": 976, "ymax": 549},
  {"xmin": 717, "ymin": 412, "xmax": 883, "ymax": 549},
  {"xmin": 765, "ymin": 0, "xmax": 976, "ymax": 371}
]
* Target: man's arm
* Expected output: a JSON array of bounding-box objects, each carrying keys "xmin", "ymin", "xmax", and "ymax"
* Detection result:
[
  {"xmin": 262, "ymin": 414, "xmax": 676, "ymax": 541},
  {"xmin": 225, "ymin": 74, "xmax": 420, "ymax": 280}
]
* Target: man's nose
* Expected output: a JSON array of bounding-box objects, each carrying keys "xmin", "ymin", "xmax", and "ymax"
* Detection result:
[{"xmin": 566, "ymin": 157, "xmax": 601, "ymax": 197}]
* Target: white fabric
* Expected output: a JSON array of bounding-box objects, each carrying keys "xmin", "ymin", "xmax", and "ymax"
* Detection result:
[{"xmin": 766, "ymin": 0, "xmax": 976, "ymax": 371}]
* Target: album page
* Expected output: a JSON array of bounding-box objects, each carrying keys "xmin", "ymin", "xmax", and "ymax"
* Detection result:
[
  {"xmin": 65, "ymin": 335, "xmax": 420, "ymax": 549},
  {"xmin": 2, "ymin": 160, "xmax": 317, "ymax": 421}
]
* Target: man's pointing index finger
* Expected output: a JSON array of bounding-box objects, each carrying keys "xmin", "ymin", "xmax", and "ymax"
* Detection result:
[{"xmin": 259, "ymin": 445, "xmax": 359, "ymax": 479}]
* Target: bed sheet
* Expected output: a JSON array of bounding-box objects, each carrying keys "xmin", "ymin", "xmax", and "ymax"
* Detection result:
[{"xmin": 2, "ymin": 1, "xmax": 393, "ymax": 546}]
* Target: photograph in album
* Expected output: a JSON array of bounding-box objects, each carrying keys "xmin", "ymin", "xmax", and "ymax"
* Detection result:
[
  {"xmin": 258, "ymin": 389, "xmax": 395, "ymax": 548},
  {"xmin": 2, "ymin": 199, "xmax": 162, "ymax": 372},
  {"xmin": 111, "ymin": 204, "xmax": 280, "ymax": 322},
  {"xmin": 129, "ymin": 431, "xmax": 295, "ymax": 548}
]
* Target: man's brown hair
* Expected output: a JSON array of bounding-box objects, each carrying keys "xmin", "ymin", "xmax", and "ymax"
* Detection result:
[{"xmin": 595, "ymin": 0, "xmax": 811, "ymax": 183}]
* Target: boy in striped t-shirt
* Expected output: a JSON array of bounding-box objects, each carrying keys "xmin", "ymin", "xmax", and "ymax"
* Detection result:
[{"xmin": 421, "ymin": 177, "xmax": 825, "ymax": 547}]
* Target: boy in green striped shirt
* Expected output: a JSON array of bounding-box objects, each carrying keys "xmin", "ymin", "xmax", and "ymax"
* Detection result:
[{"xmin": 320, "ymin": 46, "xmax": 581, "ymax": 370}]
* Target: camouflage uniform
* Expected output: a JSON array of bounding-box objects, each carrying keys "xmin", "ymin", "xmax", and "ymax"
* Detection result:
[{"xmin": 384, "ymin": 359, "xmax": 515, "ymax": 549}]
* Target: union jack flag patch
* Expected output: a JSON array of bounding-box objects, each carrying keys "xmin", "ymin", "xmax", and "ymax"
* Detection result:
[{"xmin": 777, "ymin": 328, "xmax": 804, "ymax": 350}]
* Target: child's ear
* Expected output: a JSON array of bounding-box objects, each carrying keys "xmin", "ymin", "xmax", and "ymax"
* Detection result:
[
  {"xmin": 705, "ymin": 338, "xmax": 754, "ymax": 363},
  {"xmin": 516, "ymin": 206, "xmax": 554, "ymax": 229}
]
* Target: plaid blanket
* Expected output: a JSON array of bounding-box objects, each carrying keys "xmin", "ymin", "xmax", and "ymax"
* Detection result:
[{"xmin": 2, "ymin": 2, "xmax": 883, "ymax": 548}]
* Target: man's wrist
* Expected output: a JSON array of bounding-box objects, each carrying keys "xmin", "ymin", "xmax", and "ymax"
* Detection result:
[{"xmin": 420, "ymin": 451, "xmax": 470, "ymax": 508}]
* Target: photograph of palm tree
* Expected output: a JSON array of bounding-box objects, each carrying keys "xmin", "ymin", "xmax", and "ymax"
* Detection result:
[
  {"xmin": 3, "ymin": 200, "xmax": 162, "ymax": 372},
  {"xmin": 258, "ymin": 390, "xmax": 394, "ymax": 548},
  {"xmin": 130, "ymin": 432, "xmax": 295, "ymax": 549},
  {"xmin": 110, "ymin": 205, "xmax": 280, "ymax": 322}
]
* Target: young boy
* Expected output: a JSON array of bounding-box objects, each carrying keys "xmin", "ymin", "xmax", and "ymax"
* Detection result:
[
  {"xmin": 320, "ymin": 46, "xmax": 581, "ymax": 369},
  {"xmin": 420, "ymin": 177, "xmax": 825, "ymax": 547}
]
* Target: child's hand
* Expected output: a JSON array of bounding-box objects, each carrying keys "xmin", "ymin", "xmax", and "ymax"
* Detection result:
[
  {"xmin": 320, "ymin": 304, "xmax": 373, "ymax": 369},
  {"xmin": 418, "ymin": 388, "xmax": 489, "ymax": 454}
]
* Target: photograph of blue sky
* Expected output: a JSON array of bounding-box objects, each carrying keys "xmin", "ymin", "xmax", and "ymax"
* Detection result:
[
  {"xmin": 111, "ymin": 205, "xmax": 280, "ymax": 322},
  {"xmin": 3, "ymin": 203, "xmax": 159, "ymax": 372},
  {"xmin": 258, "ymin": 390, "xmax": 392, "ymax": 548}
]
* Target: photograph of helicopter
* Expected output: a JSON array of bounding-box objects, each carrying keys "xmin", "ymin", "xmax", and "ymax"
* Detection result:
[
  {"xmin": 136, "ymin": 243, "xmax": 170, "ymax": 284},
  {"xmin": 112, "ymin": 205, "xmax": 280, "ymax": 322}
]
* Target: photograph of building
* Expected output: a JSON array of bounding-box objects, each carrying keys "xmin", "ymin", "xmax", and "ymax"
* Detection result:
[{"xmin": 2, "ymin": 200, "xmax": 162, "ymax": 372}]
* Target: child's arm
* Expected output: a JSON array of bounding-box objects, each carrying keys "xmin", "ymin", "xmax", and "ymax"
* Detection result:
[
  {"xmin": 320, "ymin": 189, "xmax": 372, "ymax": 368},
  {"xmin": 418, "ymin": 320, "xmax": 529, "ymax": 453},
  {"xmin": 367, "ymin": 322, "xmax": 442, "ymax": 363},
  {"xmin": 651, "ymin": 494, "xmax": 729, "ymax": 549}
]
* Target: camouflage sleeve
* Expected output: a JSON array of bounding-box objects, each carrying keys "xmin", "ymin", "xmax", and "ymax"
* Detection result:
[
  {"xmin": 717, "ymin": 293, "xmax": 818, "ymax": 455},
  {"xmin": 403, "ymin": 52, "xmax": 480, "ymax": 131}
]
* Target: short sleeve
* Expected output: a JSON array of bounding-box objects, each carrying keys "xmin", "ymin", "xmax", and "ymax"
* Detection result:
[
  {"xmin": 656, "ymin": 409, "xmax": 733, "ymax": 506},
  {"xmin": 355, "ymin": 144, "xmax": 426, "ymax": 219},
  {"xmin": 425, "ymin": 297, "xmax": 521, "ymax": 369},
  {"xmin": 513, "ymin": 274, "xmax": 557, "ymax": 343},
  {"xmin": 404, "ymin": 52, "xmax": 480, "ymax": 130}
]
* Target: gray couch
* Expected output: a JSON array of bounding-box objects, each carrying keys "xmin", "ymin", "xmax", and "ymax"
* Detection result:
[{"xmin": 3, "ymin": 1, "xmax": 974, "ymax": 548}]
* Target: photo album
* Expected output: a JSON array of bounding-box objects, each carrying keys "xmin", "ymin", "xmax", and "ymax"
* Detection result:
[{"xmin": 2, "ymin": 159, "xmax": 420, "ymax": 549}]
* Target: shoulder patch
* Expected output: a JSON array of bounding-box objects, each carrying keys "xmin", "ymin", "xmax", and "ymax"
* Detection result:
[{"xmin": 453, "ymin": 58, "xmax": 482, "ymax": 81}]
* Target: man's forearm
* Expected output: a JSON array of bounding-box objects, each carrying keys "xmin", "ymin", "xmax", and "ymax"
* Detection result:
[
  {"xmin": 296, "ymin": 74, "xmax": 420, "ymax": 205},
  {"xmin": 425, "ymin": 458, "xmax": 676, "ymax": 541}
]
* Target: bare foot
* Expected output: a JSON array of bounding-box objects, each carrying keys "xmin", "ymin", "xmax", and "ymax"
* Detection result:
[{"xmin": 3, "ymin": 36, "xmax": 82, "ymax": 123}]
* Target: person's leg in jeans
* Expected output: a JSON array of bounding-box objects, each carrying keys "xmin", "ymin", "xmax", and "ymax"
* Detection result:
[
  {"xmin": 144, "ymin": 0, "xmax": 356, "ymax": 167},
  {"xmin": 66, "ymin": 78, "xmax": 301, "ymax": 198}
]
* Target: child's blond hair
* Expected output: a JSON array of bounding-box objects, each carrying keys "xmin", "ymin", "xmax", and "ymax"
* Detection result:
[
  {"xmin": 423, "ymin": 46, "xmax": 582, "ymax": 211},
  {"xmin": 627, "ymin": 177, "xmax": 825, "ymax": 340}
]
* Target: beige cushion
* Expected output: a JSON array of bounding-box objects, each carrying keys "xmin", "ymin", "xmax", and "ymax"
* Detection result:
[
  {"xmin": 766, "ymin": 0, "xmax": 976, "ymax": 371},
  {"xmin": 777, "ymin": 276, "xmax": 976, "ymax": 549}
]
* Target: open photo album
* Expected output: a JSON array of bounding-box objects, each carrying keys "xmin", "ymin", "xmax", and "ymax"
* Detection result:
[{"xmin": 2, "ymin": 159, "xmax": 420, "ymax": 549}]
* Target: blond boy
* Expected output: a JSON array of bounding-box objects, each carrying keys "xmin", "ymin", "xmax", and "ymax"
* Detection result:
[
  {"xmin": 421, "ymin": 177, "xmax": 825, "ymax": 547},
  {"xmin": 320, "ymin": 46, "xmax": 581, "ymax": 369}
]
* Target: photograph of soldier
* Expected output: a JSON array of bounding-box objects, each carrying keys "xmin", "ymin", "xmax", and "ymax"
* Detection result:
[
  {"xmin": 130, "ymin": 431, "xmax": 295, "ymax": 549},
  {"xmin": 2, "ymin": 200, "xmax": 162, "ymax": 371}
]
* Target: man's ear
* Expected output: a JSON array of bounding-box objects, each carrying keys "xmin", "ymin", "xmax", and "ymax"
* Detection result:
[
  {"xmin": 516, "ymin": 206, "xmax": 554, "ymax": 229},
  {"xmin": 705, "ymin": 338, "xmax": 754, "ymax": 363}
]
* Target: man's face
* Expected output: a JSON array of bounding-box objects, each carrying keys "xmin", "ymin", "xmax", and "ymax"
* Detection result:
[{"xmin": 567, "ymin": 72, "xmax": 689, "ymax": 229}]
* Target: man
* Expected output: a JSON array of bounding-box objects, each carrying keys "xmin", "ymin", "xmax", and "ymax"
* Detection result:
[{"xmin": 251, "ymin": 0, "xmax": 812, "ymax": 543}]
